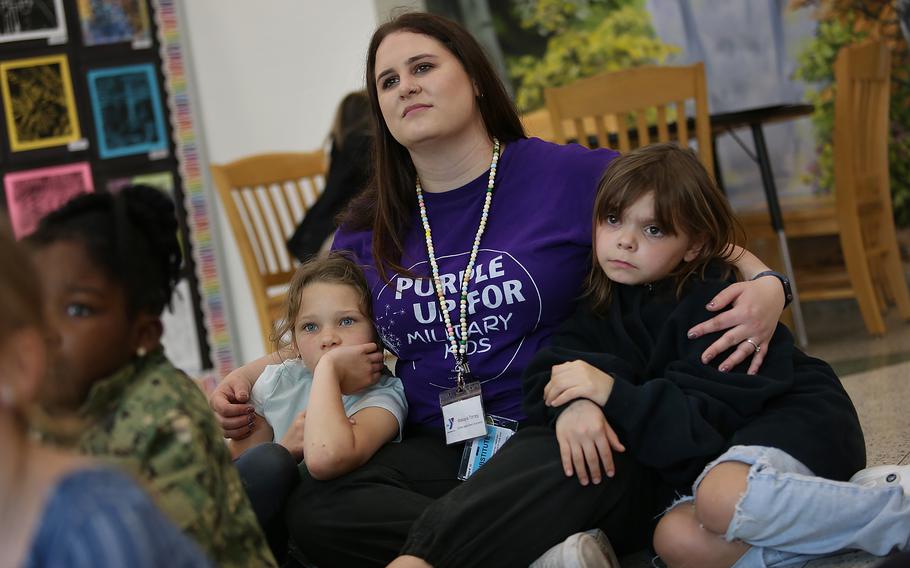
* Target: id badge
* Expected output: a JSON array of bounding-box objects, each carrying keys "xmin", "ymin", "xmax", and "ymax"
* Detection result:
[
  {"xmin": 457, "ymin": 415, "xmax": 519, "ymax": 480},
  {"xmin": 439, "ymin": 381, "xmax": 487, "ymax": 445}
]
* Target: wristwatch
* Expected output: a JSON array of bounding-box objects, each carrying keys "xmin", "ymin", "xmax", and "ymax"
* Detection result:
[{"xmin": 751, "ymin": 270, "xmax": 793, "ymax": 308}]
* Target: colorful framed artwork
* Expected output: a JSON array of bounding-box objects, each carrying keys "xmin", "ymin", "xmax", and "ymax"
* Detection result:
[
  {"xmin": 87, "ymin": 63, "xmax": 168, "ymax": 159},
  {"xmin": 0, "ymin": 0, "xmax": 67, "ymax": 44},
  {"xmin": 0, "ymin": 54, "xmax": 81, "ymax": 152},
  {"xmin": 77, "ymin": 0, "xmax": 151, "ymax": 47},
  {"xmin": 4, "ymin": 162, "xmax": 93, "ymax": 238}
]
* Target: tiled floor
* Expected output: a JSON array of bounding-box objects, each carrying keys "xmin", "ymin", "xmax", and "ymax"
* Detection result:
[
  {"xmin": 802, "ymin": 299, "xmax": 910, "ymax": 377},
  {"xmin": 621, "ymin": 280, "xmax": 910, "ymax": 568}
]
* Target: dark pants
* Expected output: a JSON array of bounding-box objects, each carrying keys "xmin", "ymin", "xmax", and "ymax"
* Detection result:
[
  {"xmin": 285, "ymin": 426, "xmax": 669, "ymax": 568},
  {"xmin": 236, "ymin": 443, "xmax": 300, "ymax": 563}
]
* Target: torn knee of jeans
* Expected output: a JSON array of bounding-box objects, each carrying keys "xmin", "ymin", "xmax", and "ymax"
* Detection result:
[{"xmin": 723, "ymin": 461, "xmax": 762, "ymax": 542}]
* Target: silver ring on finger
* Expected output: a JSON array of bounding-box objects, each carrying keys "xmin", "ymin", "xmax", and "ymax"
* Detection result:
[{"xmin": 745, "ymin": 338, "xmax": 761, "ymax": 353}]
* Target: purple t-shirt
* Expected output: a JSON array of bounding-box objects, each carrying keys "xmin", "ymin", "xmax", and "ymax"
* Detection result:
[{"xmin": 333, "ymin": 137, "xmax": 618, "ymax": 427}]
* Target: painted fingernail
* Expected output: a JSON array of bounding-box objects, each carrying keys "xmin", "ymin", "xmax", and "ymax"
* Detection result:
[
  {"xmin": 720, "ymin": 365, "xmax": 729, "ymax": 372},
  {"xmin": 688, "ymin": 332, "xmax": 698, "ymax": 339},
  {"xmin": 707, "ymin": 301, "xmax": 715, "ymax": 308}
]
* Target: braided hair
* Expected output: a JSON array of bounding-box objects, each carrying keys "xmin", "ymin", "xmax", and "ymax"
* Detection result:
[{"xmin": 27, "ymin": 185, "xmax": 183, "ymax": 317}]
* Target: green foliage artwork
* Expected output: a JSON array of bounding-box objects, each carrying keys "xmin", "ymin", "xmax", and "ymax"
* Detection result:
[{"xmin": 505, "ymin": 0, "xmax": 678, "ymax": 112}]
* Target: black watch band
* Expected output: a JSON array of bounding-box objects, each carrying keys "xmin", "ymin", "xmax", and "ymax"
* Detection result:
[{"xmin": 751, "ymin": 270, "xmax": 793, "ymax": 308}]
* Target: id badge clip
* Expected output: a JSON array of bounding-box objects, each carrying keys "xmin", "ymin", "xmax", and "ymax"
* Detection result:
[{"xmin": 440, "ymin": 380, "xmax": 487, "ymax": 445}]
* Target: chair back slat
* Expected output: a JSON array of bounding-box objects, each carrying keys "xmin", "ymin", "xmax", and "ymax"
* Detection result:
[
  {"xmin": 593, "ymin": 115, "xmax": 609, "ymax": 150},
  {"xmin": 634, "ymin": 110, "xmax": 650, "ymax": 146},
  {"xmin": 656, "ymin": 105, "xmax": 670, "ymax": 142},
  {"xmin": 616, "ymin": 114, "xmax": 631, "ymax": 152},
  {"xmin": 231, "ymin": 191, "xmax": 266, "ymax": 274},
  {"xmin": 271, "ymin": 182, "xmax": 297, "ymax": 236},
  {"xmin": 675, "ymin": 101, "xmax": 689, "ymax": 148}
]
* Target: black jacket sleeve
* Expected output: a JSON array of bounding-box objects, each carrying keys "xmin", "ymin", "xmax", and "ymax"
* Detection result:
[{"xmin": 522, "ymin": 302, "xmax": 624, "ymax": 427}]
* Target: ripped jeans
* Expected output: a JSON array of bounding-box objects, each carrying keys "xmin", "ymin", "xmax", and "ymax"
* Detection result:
[{"xmin": 683, "ymin": 445, "xmax": 910, "ymax": 568}]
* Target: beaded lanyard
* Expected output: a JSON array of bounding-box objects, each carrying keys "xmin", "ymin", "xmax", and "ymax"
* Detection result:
[{"xmin": 416, "ymin": 138, "xmax": 500, "ymax": 390}]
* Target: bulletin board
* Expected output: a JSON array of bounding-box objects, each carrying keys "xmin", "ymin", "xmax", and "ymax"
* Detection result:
[{"xmin": 0, "ymin": 0, "xmax": 235, "ymax": 379}]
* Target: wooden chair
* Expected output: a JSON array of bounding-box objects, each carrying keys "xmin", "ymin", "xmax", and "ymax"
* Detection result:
[
  {"xmin": 210, "ymin": 151, "xmax": 327, "ymax": 352},
  {"xmin": 542, "ymin": 62, "xmax": 714, "ymax": 174},
  {"xmin": 737, "ymin": 41, "xmax": 910, "ymax": 335}
]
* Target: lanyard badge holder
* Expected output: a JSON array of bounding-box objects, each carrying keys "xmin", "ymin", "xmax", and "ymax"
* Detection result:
[
  {"xmin": 457, "ymin": 414, "xmax": 519, "ymax": 480},
  {"xmin": 440, "ymin": 360, "xmax": 487, "ymax": 445}
]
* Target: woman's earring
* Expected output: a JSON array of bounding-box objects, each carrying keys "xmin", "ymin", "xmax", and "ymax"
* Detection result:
[{"xmin": 136, "ymin": 346, "xmax": 147, "ymax": 358}]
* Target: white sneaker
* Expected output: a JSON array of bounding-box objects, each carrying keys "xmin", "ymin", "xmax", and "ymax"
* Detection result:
[
  {"xmin": 529, "ymin": 529, "xmax": 620, "ymax": 568},
  {"xmin": 850, "ymin": 465, "xmax": 910, "ymax": 495}
]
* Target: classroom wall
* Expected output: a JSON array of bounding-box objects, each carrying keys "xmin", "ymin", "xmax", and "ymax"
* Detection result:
[{"xmin": 181, "ymin": 1, "xmax": 379, "ymax": 365}]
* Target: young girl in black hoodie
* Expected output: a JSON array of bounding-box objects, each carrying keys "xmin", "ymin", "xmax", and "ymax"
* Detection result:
[{"xmin": 524, "ymin": 143, "xmax": 909, "ymax": 567}]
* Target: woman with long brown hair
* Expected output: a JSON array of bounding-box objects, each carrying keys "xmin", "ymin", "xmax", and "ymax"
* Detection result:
[{"xmin": 212, "ymin": 12, "xmax": 791, "ymax": 566}]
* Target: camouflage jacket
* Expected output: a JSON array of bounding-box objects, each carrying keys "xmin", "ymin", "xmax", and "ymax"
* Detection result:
[{"xmin": 76, "ymin": 349, "xmax": 276, "ymax": 568}]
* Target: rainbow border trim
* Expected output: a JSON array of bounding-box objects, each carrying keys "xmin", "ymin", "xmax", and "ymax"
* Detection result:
[{"xmin": 153, "ymin": 0, "xmax": 234, "ymax": 383}]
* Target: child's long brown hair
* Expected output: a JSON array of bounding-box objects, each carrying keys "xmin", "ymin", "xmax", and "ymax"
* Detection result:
[
  {"xmin": 271, "ymin": 252, "xmax": 374, "ymax": 354},
  {"xmin": 585, "ymin": 143, "xmax": 744, "ymax": 315}
]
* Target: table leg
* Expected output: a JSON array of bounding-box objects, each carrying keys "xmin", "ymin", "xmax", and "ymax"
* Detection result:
[
  {"xmin": 749, "ymin": 124, "xmax": 808, "ymax": 347},
  {"xmin": 711, "ymin": 134, "xmax": 726, "ymax": 194}
]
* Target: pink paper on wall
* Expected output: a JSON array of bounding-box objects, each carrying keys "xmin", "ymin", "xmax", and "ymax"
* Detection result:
[{"xmin": 4, "ymin": 162, "xmax": 94, "ymax": 238}]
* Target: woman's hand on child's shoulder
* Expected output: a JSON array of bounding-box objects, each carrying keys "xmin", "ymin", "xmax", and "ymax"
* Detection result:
[
  {"xmin": 687, "ymin": 277, "xmax": 784, "ymax": 375},
  {"xmin": 317, "ymin": 343, "xmax": 384, "ymax": 394},
  {"xmin": 555, "ymin": 399, "xmax": 626, "ymax": 486},
  {"xmin": 545, "ymin": 360, "xmax": 615, "ymax": 407},
  {"xmin": 209, "ymin": 371, "xmax": 256, "ymax": 440}
]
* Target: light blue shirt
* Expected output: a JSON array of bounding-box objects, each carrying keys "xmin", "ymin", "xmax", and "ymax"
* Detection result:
[{"xmin": 250, "ymin": 358, "xmax": 407, "ymax": 444}]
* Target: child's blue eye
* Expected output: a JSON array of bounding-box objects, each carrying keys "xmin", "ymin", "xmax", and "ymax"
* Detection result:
[
  {"xmin": 65, "ymin": 304, "xmax": 93, "ymax": 317},
  {"xmin": 340, "ymin": 317, "xmax": 355, "ymax": 327},
  {"xmin": 302, "ymin": 322, "xmax": 318, "ymax": 333}
]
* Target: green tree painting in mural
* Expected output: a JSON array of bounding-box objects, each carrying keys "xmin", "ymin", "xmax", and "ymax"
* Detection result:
[
  {"xmin": 505, "ymin": 0, "xmax": 678, "ymax": 112},
  {"xmin": 794, "ymin": 0, "xmax": 910, "ymax": 226}
]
